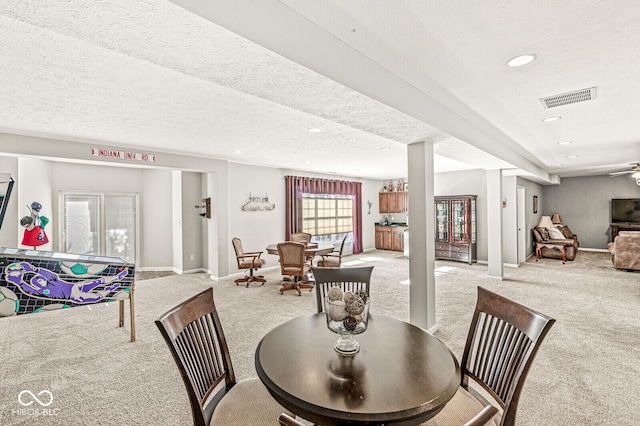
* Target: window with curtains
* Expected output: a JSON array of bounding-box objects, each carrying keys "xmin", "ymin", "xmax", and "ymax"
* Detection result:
[
  {"xmin": 286, "ymin": 175, "xmax": 363, "ymax": 254},
  {"xmin": 302, "ymin": 194, "xmax": 353, "ymax": 243}
]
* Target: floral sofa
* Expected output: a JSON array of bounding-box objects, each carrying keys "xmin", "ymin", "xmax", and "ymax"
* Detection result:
[
  {"xmin": 607, "ymin": 231, "xmax": 640, "ymax": 271},
  {"xmin": 532, "ymin": 224, "xmax": 579, "ymax": 262}
]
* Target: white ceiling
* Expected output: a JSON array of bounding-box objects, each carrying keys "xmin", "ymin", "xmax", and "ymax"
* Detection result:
[{"xmin": 0, "ymin": 0, "xmax": 639, "ymax": 183}]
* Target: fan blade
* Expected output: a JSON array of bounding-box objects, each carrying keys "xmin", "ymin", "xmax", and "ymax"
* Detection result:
[{"xmin": 609, "ymin": 171, "xmax": 634, "ymax": 176}]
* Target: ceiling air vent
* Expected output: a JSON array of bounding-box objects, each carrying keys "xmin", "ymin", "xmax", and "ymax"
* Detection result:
[{"xmin": 540, "ymin": 87, "xmax": 597, "ymax": 109}]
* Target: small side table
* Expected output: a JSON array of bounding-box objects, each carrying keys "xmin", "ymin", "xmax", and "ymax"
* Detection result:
[{"xmin": 536, "ymin": 242, "xmax": 566, "ymax": 264}]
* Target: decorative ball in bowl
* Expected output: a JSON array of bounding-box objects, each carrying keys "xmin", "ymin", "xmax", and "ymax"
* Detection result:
[{"xmin": 324, "ymin": 287, "xmax": 370, "ymax": 355}]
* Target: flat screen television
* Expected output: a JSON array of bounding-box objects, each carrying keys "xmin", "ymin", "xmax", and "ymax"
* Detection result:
[{"xmin": 611, "ymin": 198, "xmax": 640, "ymax": 223}]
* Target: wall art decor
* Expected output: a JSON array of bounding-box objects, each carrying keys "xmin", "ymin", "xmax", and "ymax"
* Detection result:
[{"xmin": 242, "ymin": 193, "xmax": 275, "ymax": 211}]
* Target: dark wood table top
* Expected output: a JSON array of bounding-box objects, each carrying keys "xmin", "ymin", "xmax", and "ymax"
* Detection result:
[
  {"xmin": 255, "ymin": 314, "xmax": 460, "ymax": 425},
  {"xmin": 265, "ymin": 242, "xmax": 335, "ymax": 257}
]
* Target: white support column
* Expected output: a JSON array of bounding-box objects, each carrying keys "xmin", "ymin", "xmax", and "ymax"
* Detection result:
[
  {"xmin": 407, "ymin": 142, "xmax": 436, "ymax": 332},
  {"xmin": 487, "ymin": 169, "xmax": 504, "ymax": 279}
]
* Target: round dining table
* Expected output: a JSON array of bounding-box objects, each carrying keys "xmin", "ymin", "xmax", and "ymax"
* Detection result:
[
  {"xmin": 255, "ymin": 313, "xmax": 461, "ymax": 425},
  {"xmin": 265, "ymin": 242, "xmax": 335, "ymax": 258}
]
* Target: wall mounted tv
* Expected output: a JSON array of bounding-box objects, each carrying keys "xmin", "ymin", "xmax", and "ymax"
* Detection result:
[{"xmin": 611, "ymin": 198, "xmax": 640, "ymax": 223}]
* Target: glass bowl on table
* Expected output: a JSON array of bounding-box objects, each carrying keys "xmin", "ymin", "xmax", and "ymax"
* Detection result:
[{"xmin": 324, "ymin": 288, "xmax": 370, "ymax": 355}]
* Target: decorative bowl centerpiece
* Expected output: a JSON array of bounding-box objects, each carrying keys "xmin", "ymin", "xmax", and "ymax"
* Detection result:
[{"xmin": 324, "ymin": 287, "xmax": 370, "ymax": 355}]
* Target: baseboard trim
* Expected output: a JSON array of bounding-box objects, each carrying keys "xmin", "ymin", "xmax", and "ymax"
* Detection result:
[
  {"xmin": 578, "ymin": 247, "xmax": 610, "ymax": 253},
  {"xmin": 136, "ymin": 266, "xmax": 176, "ymax": 272}
]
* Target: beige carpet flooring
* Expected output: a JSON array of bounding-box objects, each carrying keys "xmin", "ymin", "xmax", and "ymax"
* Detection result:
[{"xmin": 0, "ymin": 250, "xmax": 638, "ymax": 425}]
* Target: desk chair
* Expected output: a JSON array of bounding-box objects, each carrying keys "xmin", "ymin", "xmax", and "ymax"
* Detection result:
[
  {"xmin": 421, "ymin": 287, "xmax": 555, "ymax": 426},
  {"xmin": 290, "ymin": 232, "xmax": 312, "ymax": 243},
  {"xmin": 232, "ymin": 237, "xmax": 266, "ymax": 287},
  {"xmin": 277, "ymin": 242, "xmax": 314, "ymax": 296},
  {"xmin": 312, "ymin": 266, "xmax": 373, "ymax": 313},
  {"xmin": 316, "ymin": 235, "xmax": 348, "ymax": 268},
  {"xmin": 290, "ymin": 232, "xmax": 314, "ymax": 266},
  {"xmin": 155, "ymin": 288, "xmax": 289, "ymax": 426}
]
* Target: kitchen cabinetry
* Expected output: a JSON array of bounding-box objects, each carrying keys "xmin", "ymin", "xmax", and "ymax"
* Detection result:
[
  {"xmin": 391, "ymin": 227, "xmax": 405, "ymax": 252},
  {"xmin": 379, "ymin": 192, "xmax": 408, "ymax": 213},
  {"xmin": 375, "ymin": 225, "xmax": 406, "ymax": 251},
  {"xmin": 435, "ymin": 195, "xmax": 477, "ymax": 264},
  {"xmin": 375, "ymin": 226, "xmax": 392, "ymax": 250}
]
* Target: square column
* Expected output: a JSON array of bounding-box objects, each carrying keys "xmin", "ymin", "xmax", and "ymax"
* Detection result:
[{"xmin": 407, "ymin": 142, "xmax": 436, "ymax": 332}]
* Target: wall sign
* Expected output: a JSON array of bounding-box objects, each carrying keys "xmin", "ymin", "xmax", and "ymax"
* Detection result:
[{"xmin": 92, "ymin": 148, "xmax": 155, "ymax": 162}]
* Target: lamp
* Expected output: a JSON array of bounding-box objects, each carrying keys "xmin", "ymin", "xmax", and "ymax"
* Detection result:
[
  {"xmin": 538, "ymin": 216, "xmax": 554, "ymax": 228},
  {"xmin": 551, "ymin": 214, "xmax": 562, "ymax": 224}
]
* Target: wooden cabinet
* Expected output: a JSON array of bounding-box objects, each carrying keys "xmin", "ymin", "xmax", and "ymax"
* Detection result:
[
  {"xmin": 391, "ymin": 226, "xmax": 405, "ymax": 252},
  {"xmin": 434, "ymin": 195, "xmax": 477, "ymax": 264},
  {"xmin": 379, "ymin": 192, "xmax": 408, "ymax": 213},
  {"xmin": 375, "ymin": 226, "xmax": 392, "ymax": 250},
  {"xmin": 375, "ymin": 225, "xmax": 406, "ymax": 251},
  {"xmin": 610, "ymin": 223, "xmax": 640, "ymax": 241}
]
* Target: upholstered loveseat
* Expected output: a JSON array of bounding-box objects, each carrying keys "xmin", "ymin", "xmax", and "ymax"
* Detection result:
[
  {"xmin": 532, "ymin": 225, "xmax": 579, "ymax": 262},
  {"xmin": 607, "ymin": 231, "xmax": 640, "ymax": 271}
]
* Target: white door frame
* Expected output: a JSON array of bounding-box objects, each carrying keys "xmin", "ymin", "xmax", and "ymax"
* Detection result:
[{"xmin": 517, "ymin": 185, "xmax": 526, "ymax": 265}]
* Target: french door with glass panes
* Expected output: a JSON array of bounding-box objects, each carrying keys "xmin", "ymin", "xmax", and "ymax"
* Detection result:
[{"xmin": 60, "ymin": 193, "xmax": 138, "ymax": 263}]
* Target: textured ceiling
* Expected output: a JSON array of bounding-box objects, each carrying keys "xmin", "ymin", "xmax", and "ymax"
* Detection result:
[{"xmin": 1, "ymin": 0, "xmax": 638, "ymax": 182}]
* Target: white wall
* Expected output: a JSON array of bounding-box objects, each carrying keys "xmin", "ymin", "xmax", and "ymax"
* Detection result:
[
  {"xmin": 227, "ymin": 163, "xmax": 284, "ymax": 272},
  {"xmin": 181, "ymin": 171, "xmax": 204, "ymax": 273},
  {"xmin": 516, "ymin": 177, "xmax": 544, "ymax": 256},
  {"xmin": 141, "ymin": 169, "xmax": 173, "ymax": 269},
  {"xmin": 18, "ymin": 157, "xmax": 53, "ymax": 251},
  {"xmin": 501, "ymin": 175, "xmax": 518, "ymax": 265}
]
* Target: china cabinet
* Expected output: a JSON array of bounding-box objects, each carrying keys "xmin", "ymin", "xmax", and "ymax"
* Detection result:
[{"xmin": 434, "ymin": 195, "xmax": 477, "ymax": 264}]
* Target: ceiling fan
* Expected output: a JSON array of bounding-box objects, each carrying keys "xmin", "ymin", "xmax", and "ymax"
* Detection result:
[{"xmin": 610, "ymin": 162, "xmax": 640, "ymax": 185}]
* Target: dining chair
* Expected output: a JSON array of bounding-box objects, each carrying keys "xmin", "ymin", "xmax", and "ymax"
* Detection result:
[
  {"xmin": 311, "ymin": 265, "xmax": 373, "ymax": 313},
  {"xmin": 290, "ymin": 232, "xmax": 312, "ymax": 244},
  {"xmin": 316, "ymin": 235, "xmax": 348, "ymax": 268},
  {"xmin": 421, "ymin": 286, "xmax": 555, "ymax": 426},
  {"xmin": 290, "ymin": 232, "xmax": 314, "ymax": 266},
  {"xmin": 232, "ymin": 237, "xmax": 266, "ymax": 287},
  {"xmin": 277, "ymin": 241, "xmax": 314, "ymax": 296},
  {"xmin": 155, "ymin": 288, "xmax": 289, "ymax": 426}
]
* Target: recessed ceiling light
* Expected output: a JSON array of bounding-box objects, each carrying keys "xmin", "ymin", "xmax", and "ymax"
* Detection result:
[
  {"xmin": 308, "ymin": 128, "xmax": 322, "ymax": 133},
  {"xmin": 380, "ymin": 147, "xmax": 391, "ymax": 151},
  {"xmin": 302, "ymin": 161, "xmax": 311, "ymax": 165},
  {"xmin": 567, "ymin": 155, "xmax": 579, "ymax": 159},
  {"xmin": 232, "ymin": 150, "xmax": 242, "ymax": 154},
  {"xmin": 556, "ymin": 164, "xmax": 564, "ymax": 167},
  {"xmin": 507, "ymin": 54, "xmax": 537, "ymax": 67},
  {"xmin": 542, "ymin": 116, "xmax": 562, "ymax": 122},
  {"xmin": 557, "ymin": 141, "xmax": 572, "ymax": 145}
]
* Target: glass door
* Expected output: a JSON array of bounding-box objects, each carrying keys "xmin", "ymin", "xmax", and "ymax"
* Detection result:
[
  {"xmin": 435, "ymin": 200, "xmax": 449, "ymax": 242},
  {"xmin": 61, "ymin": 193, "xmax": 138, "ymax": 263},
  {"xmin": 451, "ymin": 199, "xmax": 469, "ymax": 243}
]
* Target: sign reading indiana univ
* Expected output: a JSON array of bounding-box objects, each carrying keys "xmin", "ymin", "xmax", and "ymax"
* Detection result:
[{"xmin": 91, "ymin": 148, "xmax": 156, "ymax": 163}]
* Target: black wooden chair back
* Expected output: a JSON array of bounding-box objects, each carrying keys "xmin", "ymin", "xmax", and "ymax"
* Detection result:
[
  {"xmin": 312, "ymin": 266, "xmax": 374, "ymax": 313},
  {"xmin": 461, "ymin": 287, "xmax": 555, "ymax": 426},
  {"xmin": 155, "ymin": 288, "xmax": 235, "ymax": 426}
]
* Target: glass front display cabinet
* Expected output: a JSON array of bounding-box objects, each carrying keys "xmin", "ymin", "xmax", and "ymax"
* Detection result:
[{"xmin": 434, "ymin": 195, "xmax": 477, "ymax": 264}]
